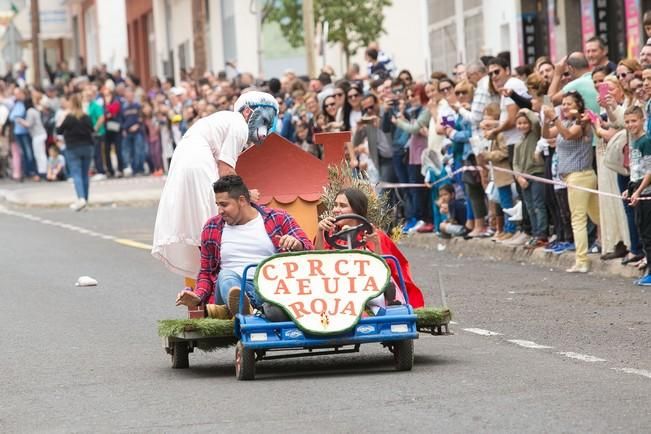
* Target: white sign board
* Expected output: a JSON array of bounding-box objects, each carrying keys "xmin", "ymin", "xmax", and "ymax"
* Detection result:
[{"xmin": 255, "ymin": 251, "xmax": 391, "ymax": 335}]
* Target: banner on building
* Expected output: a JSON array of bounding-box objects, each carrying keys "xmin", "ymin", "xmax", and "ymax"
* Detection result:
[
  {"xmin": 580, "ymin": 0, "xmax": 596, "ymax": 47},
  {"xmin": 521, "ymin": 13, "xmax": 537, "ymax": 65},
  {"xmin": 625, "ymin": 0, "xmax": 641, "ymax": 58},
  {"xmin": 547, "ymin": 0, "xmax": 557, "ymax": 62}
]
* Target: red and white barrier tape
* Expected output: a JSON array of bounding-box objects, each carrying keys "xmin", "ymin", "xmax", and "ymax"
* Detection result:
[{"xmin": 377, "ymin": 165, "xmax": 649, "ymax": 202}]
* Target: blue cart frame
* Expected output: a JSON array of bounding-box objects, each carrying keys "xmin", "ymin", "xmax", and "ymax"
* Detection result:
[{"xmin": 232, "ymin": 255, "xmax": 418, "ymax": 380}]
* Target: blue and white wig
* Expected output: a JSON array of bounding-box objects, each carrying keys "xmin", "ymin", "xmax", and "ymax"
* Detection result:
[{"xmin": 234, "ymin": 91, "xmax": 279, "ymax": 145}]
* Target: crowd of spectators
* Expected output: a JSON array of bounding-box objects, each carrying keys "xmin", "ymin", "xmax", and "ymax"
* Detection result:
[{"xmin": 3, "ymin": 28, "xmax": 651, "ymax": 283}]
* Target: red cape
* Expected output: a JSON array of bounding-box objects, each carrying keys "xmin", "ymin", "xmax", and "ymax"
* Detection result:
[
  {"xmin": 376, "ymin": 231, "xmax": 425, "ymax": 309},
  {"xmin": 321, "ymin": 230, "xmax": 425, "ymax": 309}
]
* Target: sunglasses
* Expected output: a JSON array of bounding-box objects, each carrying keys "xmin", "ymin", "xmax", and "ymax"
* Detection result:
[
  {"xmin": 618, "ymin": 72, "xmax": 631, "ymax": 79},
  {"xmin": 334, "ymin": 92, "xmax": 344, "ymax": 97},
  {"xmin": 455, "ymin": 91, "xmax": 468, "ymax": 96},
  {"xmin": 440, "ymin": 86, "xmax": 452, "ymax": 93},
  {"xmin": 325, "ymin": 102, "xmax": 336, "ymax": 108},
  {"xmin": 347, "ymin": 93, "xmax": 360, "ymax": 99},
  {"xmin": 363, "ymin": 105, "xmax": 375, "ymax": 112},
  {"xmin": 489, "ymin": 70, "xmax": 501, "ymax": 77}
]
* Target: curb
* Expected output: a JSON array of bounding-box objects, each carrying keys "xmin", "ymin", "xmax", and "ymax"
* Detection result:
[{"xmin": 400, "ymin": 233, "xmax": 643, "ymax": 280}]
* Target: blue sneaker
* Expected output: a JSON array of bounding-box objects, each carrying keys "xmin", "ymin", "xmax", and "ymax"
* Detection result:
[
  {"xmin": 543, "ymin": 240, "xmax": 559, "ymax": 252},
  {"xmin": 566, "ymin": 243, "xmax": 576, "ymax": 251},
  {"xmin": 636, "ymin": 274, "xmax": 651, "ymax": 286},
  {"xmin": 402, "ymin": 218, "xmax": 417, "ymax": 234},
  {"xmin": 552, "ymin": 242, "xmax": 570, "ymax": 255}
]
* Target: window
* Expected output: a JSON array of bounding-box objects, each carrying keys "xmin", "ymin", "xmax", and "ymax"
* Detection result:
[
  {"xmin": 464, "ymin": 13, "xmax": 483, "ymax": 64},
  {"xmin": 430, "ymin": 23, "xmax": 457, "ymax": 74}
]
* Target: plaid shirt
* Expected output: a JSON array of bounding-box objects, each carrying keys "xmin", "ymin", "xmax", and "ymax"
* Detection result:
[{"xmin": 194, "ymin": 204, "xmax": 314, "ymax": 301}]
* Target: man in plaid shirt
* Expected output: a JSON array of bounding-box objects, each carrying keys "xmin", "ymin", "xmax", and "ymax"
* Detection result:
[{"xmin": 175, "ymin": 175, "xmax": 313, "ymax": 318}]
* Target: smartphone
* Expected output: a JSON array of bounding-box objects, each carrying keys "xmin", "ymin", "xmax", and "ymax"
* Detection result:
[
  {"xmin": 585, "ymin": 109, "xmax": 599, "ymax": 124},
  {"xmin": 441, "ymin": 116, "xmax": 455, "ymax": 128},
  {"xmin": 597, "ymin": 83, "xmax": 609, "ymax": 100}
]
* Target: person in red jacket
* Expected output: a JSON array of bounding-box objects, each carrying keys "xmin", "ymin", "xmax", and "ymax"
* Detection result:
[{"xmin": 315, "ymin": 187, "xmax": 426, "ymax": 309}]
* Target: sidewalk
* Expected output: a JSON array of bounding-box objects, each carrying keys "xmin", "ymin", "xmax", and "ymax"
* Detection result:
[
  {"xmin": 0, "ymin": 176, "xmax": 165, "ymax": 207},
  {"xmin": 400, "ymin": 233, "xmax": 643, "ymax": 281}
]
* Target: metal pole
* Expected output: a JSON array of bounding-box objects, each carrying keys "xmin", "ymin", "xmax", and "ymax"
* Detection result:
[
  {"xmin": 302, "ymin": 0, "xmax": 316, "ymax": 78},
  {"xmin": 30, "ymin": 0, "xmax": 41, "ymax": 85}
]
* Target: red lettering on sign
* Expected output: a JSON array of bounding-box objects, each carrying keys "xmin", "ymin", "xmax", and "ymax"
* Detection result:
[
  {"xmin": 322, "ymin": 277, "xmax": 340, "ymax": 294},
  {"xmin": 341, "ymin": 300, "xmax": 357, "ymax": 316},
  {"xmin": 362, "ymin": 276, "xmax": 379, "ymax": 292},
  {"xmin": 288, "ymin": 301, "xmax": 309, "ymax": 319},
  {"xmin": 296, "ymin": 278, "xmax": 312, "ymax": 295},
  {"xmin": 327, "ymin": 298, "xmax": 341, "ymax": 315},
  {"xmin": 334, "ymin": 259, "xmax": 349, "ymax": 276},
  {"xmin": 261, "ymin": 264, "xmax": 277, "ymax": 281},
  {"xmin": 307, "ymin": 259, "xmax": 324, "ymax": 277},
  {"xmin": 353, "ymin": 259, "xmax": 370, "ymax": 276},
  {"xmin": 274, "ymin": 279, "xmax": 290, "ymax": 295},
  {"xmin": 283, "ymin": 261, "xmax": 299, "ymax": 279},
  {"xmin": 310, "ymin": 298, "xmax": 327, "ymax": 314},
  {"xmin": 347, "ymin": 276, "xmax": 357, "ymax": 293}
]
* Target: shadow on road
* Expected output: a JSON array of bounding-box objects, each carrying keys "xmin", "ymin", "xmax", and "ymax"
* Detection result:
[{"xmin": 160, "ymin": 352, "xmax": 459, "ymax": 381}]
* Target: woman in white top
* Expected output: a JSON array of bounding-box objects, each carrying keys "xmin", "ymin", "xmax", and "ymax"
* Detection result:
[
  {"xmin": 152, "ymin": 91, "xmax": 278, "ymax": 277},
  {"xmin": 17, "ymin": 97, "xmax": 47, "ymax": 177}
]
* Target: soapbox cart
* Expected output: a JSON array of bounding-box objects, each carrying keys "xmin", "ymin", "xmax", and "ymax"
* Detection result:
[{"xmin": 159, "ymin": 215, "xmax": 451, "ymax": 380}]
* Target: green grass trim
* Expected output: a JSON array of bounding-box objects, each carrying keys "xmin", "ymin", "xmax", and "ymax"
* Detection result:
[
  {"xmin": 158, "ymin": 318, "xmax": 235, "ymax": 338},
  {"xmin": 414, "ymin": 307, "xmax": 452, "ymax": 327},
  {"xmin": 159, "ymin": 308, "xmax": 451, "ymax": 339}
]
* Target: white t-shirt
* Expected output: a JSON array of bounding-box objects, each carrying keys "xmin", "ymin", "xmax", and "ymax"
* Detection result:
[
  {"xmin": 499, "ymin": 77, "xmax": 530, "ymax": 145},
  {"xmin": 220, "ymin": 212, "xmax": 276, "ymax": 276},
  {"xmin": 182, "ymin": 110, "xmax": 249, "ymax": 168}
]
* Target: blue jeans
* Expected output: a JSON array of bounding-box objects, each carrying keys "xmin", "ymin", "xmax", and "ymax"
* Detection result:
[
  {"xmin": 16, "ymin": 133, "xmax": 37, "ymax": 177},
  {"xmin": 498, "ymin": 185, "xmax": 516, "ymax": 233},
  {"xmin": 122, "ymin": 132, "xmax": 145, "ymax": 173},
  {"xmin": 521, "ymin": 178, "xmax": 548, "ymax": 238},
  {"xmin": 66, "ymin": 146, "xmax": 94, "ymax": 200},
  {"xmin": 392, "ymin": 152, "xmax": 412, "ymax": 218},
  {"xmin": 618, "ymin": 174, "xmax": 641, "ymax": 255},
  {"xmin": 216, "ymin": 269, "xmax": 261, "ymax": 309},
  {"xmin": 407, "ymin": 164, "xmax": 425, "ymax": 220}
]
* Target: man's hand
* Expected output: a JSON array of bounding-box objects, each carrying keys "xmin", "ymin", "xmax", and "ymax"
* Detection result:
[
  {"xmin": 277, "ymin": 234, "xmax": 304, "ymax": 251},
  {"xmin": 517, "ymin": 176, "xmax": 529, "ymax": 189},
  {"xmin": 175, "ymin": 290, "xmax": 201, "ymax": 307},
  {"xmin": 630, "ymin": 191, "xmax": 641, "ymax": 207}
]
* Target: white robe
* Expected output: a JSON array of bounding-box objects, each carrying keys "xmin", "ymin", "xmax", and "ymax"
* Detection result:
[{"xmin": 152, "ymin": 111, "xmax": 249, "ymax": 276}]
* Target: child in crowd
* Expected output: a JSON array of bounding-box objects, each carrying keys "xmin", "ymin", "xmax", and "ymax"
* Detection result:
[
  {"xmin": 295, "ymin": 121, "xmax": 321, "ymax": 159},
  {"xmin": 438, "ymin": 184, "xmax": 468, "ymax": 237},
  {"xmin": 513, "ymin": 109, "xmax": 548, "ymax": 248},
  {"xmin": 623, "ymin": 105, "xmax": 651, "ymax": 285},
  {"xmin": 423, "ymin": 148, "xmax": 450, "ymax": 233},
  {"xmin": 479, "ymin": 103, "xmax": 515, "ymax": 241},
  {"xmin": 46, "ymin": 145, "xmax": 66, "ymax": 181},
  {"xmin": 142, "ymin": 101, "xmax": 164, "ymax": 176}
]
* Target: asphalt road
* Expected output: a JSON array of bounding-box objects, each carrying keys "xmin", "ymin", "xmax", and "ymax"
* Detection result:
[{"xmin": 1, "ymin": 204, "xmax": 649, "ymax": 433}]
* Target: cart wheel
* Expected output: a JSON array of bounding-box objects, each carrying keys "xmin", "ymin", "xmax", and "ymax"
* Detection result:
[
  {"xmin": 171, "ymin": 342, "xmax": 190, "ymax": 369},
  {"xmin": 235, "ymin": 342, "xmax": 255, "ymax": 380},
  {"xmin": 393, "ymin": 339, "xmax": 414, "ymax": 371}
]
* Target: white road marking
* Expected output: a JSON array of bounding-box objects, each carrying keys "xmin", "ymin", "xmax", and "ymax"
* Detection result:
[
  {"xmin": 507, "ymin": 339, "xmax": 553, "ymax": 349},
  {"xmin": 612, "ymin": 368, "xmax": 651, "ymax": 379},
  {"xmin": 463, "ymin": 328, "xmax": 502, "ymax": 336},
  {"xmin": 0, "ymin": 207, "xmax": 150, "ymax": 251},
  {"xmin": 557, "ymin": 352, "xmax": 606, "ymax": 362}
]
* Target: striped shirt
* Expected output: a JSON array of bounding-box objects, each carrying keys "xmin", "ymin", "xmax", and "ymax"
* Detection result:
[
  {"xmin": 556, "ymin": 121, "xmax": 594, "ymax": 176},
  {"xmin": 194, "ymin": 204, "xmax": 314, "ymax": 301}
]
